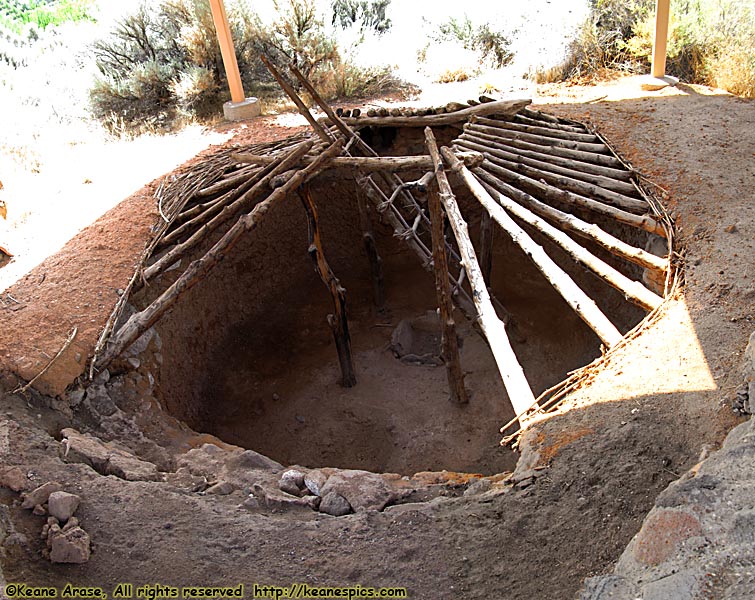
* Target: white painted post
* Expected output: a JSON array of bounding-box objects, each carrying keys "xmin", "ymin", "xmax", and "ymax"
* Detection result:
[{"xmin": 651, "ymin": 0, "xmax": 671, "ymax": 78}]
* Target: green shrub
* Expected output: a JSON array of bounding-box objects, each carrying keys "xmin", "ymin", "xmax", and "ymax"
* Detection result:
[
  {"xmin": 432, "ymin": 15, "xmax": 513, "ymax": 69},
  {"xmin": 89, "ymin": 0, "xmax": 405, "ymax": 134},
  {"xmin": 0, "ymin": 0, "xmax": 94, "ymax": 34},
  {"xmin": 330, "ymin": 0, "xmax": 391, "ymax": 34},
  {"xmin": 550, "ymin": 0, "xmax": 755, "ymax": 97}
]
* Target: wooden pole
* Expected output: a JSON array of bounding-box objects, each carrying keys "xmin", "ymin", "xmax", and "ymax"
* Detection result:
[
  {"xmin": 424, "ymin": 129, "xmax": 468, "ymax": 404},
  {"xmin": 441, "ymin": 147, "xmax": 624, "ymax": 349},
  {"xmin": 208, "ymin": 0, "xmax": 245, "ymax": 103},
  {"xmin": 426, "ymin": 128, "xmax": 536, "ymax": 419},
  {"xmin": 652, "ymin": 0, "xmax": 671, "ymax": 78},
  {"xmin": 355, "ymin": 189, "xmax": 385, "ymax": 307},
  {"xmin": 478, "ymin": 180, "xmax": 663, "ymax": 311},
  {"xmin": 479, "ymin": 212, "xmax": 494, "ymax": 285},
  {"xmin": 473, "ymin": 168, "xmax": 668, "ymax": 273},
  {"xmin": 299, "ymin": 185, "xmax": 357, "ymax": 387}
]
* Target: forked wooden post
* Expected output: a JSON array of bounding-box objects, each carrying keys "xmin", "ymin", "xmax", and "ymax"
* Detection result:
[
  {"xmin": 424, "ymin": 128, "xmax": 468, "ymax": 405},
  {"xmin": 298, "ymin": 185, "xmax": 357, "ymax": 387},
  {"xmin": 425, "ymin": 128, "xmax": 536, "ymax": 419}
]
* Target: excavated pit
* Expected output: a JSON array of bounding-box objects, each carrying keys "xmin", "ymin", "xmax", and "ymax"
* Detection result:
[{"xmin": 135, "ymin": 126, "xmax": 655, "ymax": 476}]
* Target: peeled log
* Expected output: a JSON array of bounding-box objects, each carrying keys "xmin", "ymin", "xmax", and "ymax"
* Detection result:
[
  {"xmin": 426, "ymin": 128, "xmax": 536, "ymax": 419},
  {"xmin": 441, "ymin": 147, "xmax": 623, "ymax": 349}
]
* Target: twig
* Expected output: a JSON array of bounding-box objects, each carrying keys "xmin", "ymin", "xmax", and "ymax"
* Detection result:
[{"xmin": 12, "ymin": 326, "xmax": 78, "ymax": 395}]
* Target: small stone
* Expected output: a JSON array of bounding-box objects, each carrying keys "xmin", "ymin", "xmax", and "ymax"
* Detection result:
[
  {"xmin": 295, "ymin": 415, "xmax": 306, "ymax": 424},
  {"xmin": 62, "ymin": 517, "xmax": 80, "ymax": 532},
  {"xmin": 724, "ymin": 224, "xmax": 738, "ymax": 233},
  {"xmin": 49, "ymin": 526, "xmax": 91, "ymax": 564},
  {"xmin": 205, "ymin": 481, "xmax": 236, "ymax": 495},
  {"xmin": 464, "ymin": 479, "xmax": 492, "ymax": 497},
  {"xmin": 47, "ymin": 516, "xmax": 60, "ymax": 527},
  {"xmin": 279, "ymin": 470, "xmax": 305, "ymax": 496},
  {"xmin": 21, "ymin": 482, "xmax": 63, "ymax": 510},
  {"xmin": 251, "ymin": 484, "xmax": 313, "ymax": 513},
  {"xmin": 0, "ymin": 466, "xmax": 28, "ymax": 492},
  {"xmin": 48, "ymin": 491, "xmax": 81, "ymax": 522},
  {"xmin": 319, "ymin": 470, "xmax": 395, "ymax": 512},
  {"xmin": 127, "ymin": 357, "xmax": 141, "ymax": 369},
  {"xmin": 33, "ymin": 504, "xmax": 47, "ymax": 516},
  {"xmin": 272, "ymin": 393, "xmax": 280, "ymax": 401},
  {"xmin": 41, "ymin": 524, "xmax": 49, "ymax": 539},
  {"xmin": 304, "ymin": 470, "xmax": 329, "ymax": 496},
  {"xmin": 319, "ymin": 492, "xmax": 353, "ymax": 517}
]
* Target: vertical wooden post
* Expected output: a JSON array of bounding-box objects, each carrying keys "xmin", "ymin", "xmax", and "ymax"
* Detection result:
[
  {"xmin": 425, "ymin": 132, "xmax": 468, "ymax": 404},
  {"xmin": 651, "ymin": 0, "xmax": 671, "ymax": 78},
  {"xmin": 209, "ymin": 0, "xmax": 245, "ymax": 103},
  {"xmin": 298, "ymin": 185, "xmax": 357, "ymax": 388},
  {"xmin": 479, "ymin": 212, "xmax": 494, "ymax": 285},
  {"xmin": 356, "ymin": 191, "xmax": 386, "ymax": 308}
]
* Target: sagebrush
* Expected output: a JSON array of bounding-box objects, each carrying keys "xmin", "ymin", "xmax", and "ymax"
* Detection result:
[{"xmin": 89, "ymin": 0, "xmax": 405, "ymax": 134}]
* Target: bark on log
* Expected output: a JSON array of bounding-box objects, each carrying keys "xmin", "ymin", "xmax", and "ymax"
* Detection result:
[
  {"xmin": 442, "ymin": 147, "xmax": 624, "ymax": 348},
  {"xmin": 455, "ymin": 135, "xmax": 638, "ymax": 196},
  {"xmin": 196, "ymin": 164, "xmax": 260, "ymax": 198},
  {"xmin": 261, "ymin": 55, "xmax": 335, "ymax": 145},
  {"xmin": 521, "ymin": 107, "xmax": 561, "ymax": 124},
  {"xmin": 299, "ymin": 185, "xmax": 357, "ymax": 387},
  {"xmin": 426, "ymin": 128, "xmax": 536, "ymax": 418},
  {"xmin": 144, "ymin": 140, "xmax": 315, "ymax": 282},
  {"xmin": 468, "ymin": 117, "xmax": 609, "ymax": 154},
  {"xmin": 480, "ymin": 159, "xmax": 666, "ymax": 236},
  {"xmin": 479, "ymin": 211, "xmax": 494, "ymax": 285},
  {"xmin": 513, "ymin": 113, "xmax": 585, "ymax": 133},
  {"xmin": 458, "ymin": 130, "xmax": 633, "ymax": 181},
  {"xmin": 96, "ymin": 139, "xmax": 345, "ymax": 368},
  {"xmin": 475, "ymin": 150, "xmax": 648, "ymax": 213},
  {"xmin": 474, "ymin": 116, "xmax": 601, "ymax": 144},
  {"xmin": 465, "ymin": 123, "xmax": 623, "ymax": 168},
  {"xmin": 230, "ymin": 151, "xmax": 485, "ymax": 171},
  {"xmin": 477, "ymin": 179, "xmax": 664, "ymax": 311},
  {"xmin": 425, "ymin": 131, "xmax": 468, "ymax": 404},
  {"xmin": 323, "ymin": 99, "xmax": 532, "ymax": 128},
  {"xmin": 473, "ymin": 168, "xmax": 668, "ymax": 273}
]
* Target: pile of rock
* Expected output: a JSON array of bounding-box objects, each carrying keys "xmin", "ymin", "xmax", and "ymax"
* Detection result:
[
  {"xmin": 20, "ymin": 482, "xmax": 90, "ymax": 564},
  {"xmin": 253, "ymin": 468, "xmax": 398, "ymax": 517}
]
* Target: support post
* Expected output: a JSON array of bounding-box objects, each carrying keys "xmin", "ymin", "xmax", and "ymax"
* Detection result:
[
  {"xmin": 356, "ymin": 188, "xmax": 385, "ymax": 308},
  {"xmin": 652, "ymin": 0, "xmax": 671, "ymax": 78},
  {"xmin": 424, "ymin": 131, "xmax": 468, "ymax": 404},
  {"xmin": 299, "ymin": 186, "xmax": 357, "ymax": 387},
  {"xmin": 479, "ymin": 212, "xmax": 494, "ymax": 285}
]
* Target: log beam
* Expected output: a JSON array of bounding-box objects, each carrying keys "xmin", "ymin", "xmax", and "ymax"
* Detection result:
[
  {"xmin": 322, "ymin": 99, "xmax": 532, "ymax": 128},
  {"xmin": 441, "ymin": 147, "xmax": 624, "ymax": 349},
  {"xmin": 473, "ymin": 168, "xmax": 668, "ymax": 273},
  {"xmin": 230, "ymin": 151, "xmax": 485, "ymax": 171},
  {"xmin": 426, "ymin": 128, "xmax": 536, "ymax": 419}
]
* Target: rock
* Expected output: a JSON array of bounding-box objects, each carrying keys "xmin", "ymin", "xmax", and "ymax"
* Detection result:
[
  {"xmin": 279, "ymin": 470, "xmax": 305, "ymax": 496},
  {"xmin": 21, "ymin": 482, "xmax": 63, "ymax": 510},
  {"xmin": 464, "ymin": 479, "xmax": 492, "ymax": 497},
  {"xmin": 84, "ymin": 386, "xmax": 117, "ymax": 417},
  {"xmin": 47, "ymin": 491, "xmax": 81, "ymax": 522},
  {"xmin": 0, "ymin": 466, "xmax": 28, "ymax": 492},
  {"xmin": 62, "ymin": 517, "xmax": 79, "ymax": 532},
  {"xmin": 61, "ymin": 428, "xmax": 160, "ymax": 482},
  {"xmin": 631, "ymin": 508, "xmax": 703, "ymax": 566},
  {"xmin": 319, "ymin": 492, "xmax": 352, "ymax": 516},
  {"xmin": 724, "ymin": 224, "xmax": 738, "ymax": 233},
  {"xmin": 250, "ymin": 484, "xmax": 314, "ymax": 513},
  {"xmin": 304, "ymin": 470, "xmax": 329, "ymax": 496},
  {"xmin": 49, "ymin": 526, "xmax": 91, "ymax": 564},
  {"xmin": 319, "ymin": 470, "xmax": 396, "ymax": 512},
  {"xmin": 32, "ymin": 504, "xmax": 46, "ymax": 516},
  {"xmin": 225, "ymin": 449, "xmax": 283, "ymax": 472},
  {"xmin": 205, "ymin": 481, "xmax": 236, "ymax": 496}
]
